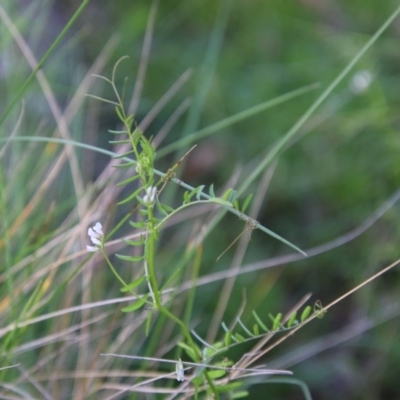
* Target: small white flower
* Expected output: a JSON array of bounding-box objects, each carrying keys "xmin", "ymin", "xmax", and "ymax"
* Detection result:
[
  {"xmin": 143, "ymin": 186, "xmax": 157, "ymax": 203},
  {"xmin": 175, "ymin": 358, "xmax": 184, "ymax": 382},
  {"xmin": 87, "ymin": 222, "xmax": 104, "ymax": 252},
  {"xmin": 86, "ymin": 245, "xmax": 99, "ymax": 252},
  {"xmin": 350, "ymin": 70, "xmax": 372, "ymax": 94}
]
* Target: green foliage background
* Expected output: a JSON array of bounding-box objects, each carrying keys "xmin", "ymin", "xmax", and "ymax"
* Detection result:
[{"xmin": 2, "ymin": 0, "xmax": 400, "ymax": 399}]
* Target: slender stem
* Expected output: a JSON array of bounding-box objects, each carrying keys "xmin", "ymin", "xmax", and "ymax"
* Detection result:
[
  {"xmin": 146, "ymin": 207, "xmax": 160, "ymax": 305},
  {"xmin": 102, "ymin": 251, "xmax": 129, "ymax": 288},
  {"xmin": 146, "ymin": 203, "xmax": 201, "ymax": 359}
]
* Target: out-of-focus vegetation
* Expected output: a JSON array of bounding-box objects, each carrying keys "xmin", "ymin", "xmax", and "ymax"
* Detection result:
[{"xmin": 1, "ymin": 0, "xmax": 400, "ymax": 399}]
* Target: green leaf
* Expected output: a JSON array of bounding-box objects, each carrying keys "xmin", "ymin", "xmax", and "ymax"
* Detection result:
[
  {"xmin": 139, "ymin": 136, "xmax": 151, "ymax": 151},
  {"xmin": 253, "ymin": 323, "xmax": 259, "ymax": 336},
  {"xmin": 138, "ymin": 208, "xmax": 148, "ymax": 216},
  {"xmin": 150, "ymin": 217, "xmax": 161, "ymax": 225},
  {"xmin": 155, "ymin": 199, "xmax": 174, "ymax": 216},
  {"xmin": 191, "ymin": 375, "xmax": 203, "ymax": 386},
  {"xmin": 120, "ymin": 276, "xmax": 145, "ymax": 292},
  {"xmin": 252, "ymin": 310, "xmax": 269, "ymax": 332},
  {"xmin": 232, "ymin": 391, "xmax": 249, "ymax": 399},
  {"xmin": 128, "ymin": 114, "xmax": 135, "ymax": 128},
  {"xmin": 207, "ymin": 369, "xmax": 226, "ymax": 379},
  {"xmin": 195, "ymin": 185, "xmax": 205, "ymax": 200},
  {"xmin": 118, "ymin": 187, "xmax": 143, "ymax": 205},
  {"xmin": 233, "ymin": 199, "xmax": 240, "ymax": 211},
  {"xmin": 216, "ymin": 382, "xmax": 243, "ymax": 393},
  {"xmin": 121, "ymin": 294, "xmax": 148, "ymax": 312},
  {"xmin": 237, "ymin": 317, "xmax": 254, "ymax": 337},
  {"xmin": 160, "ymin": 203, "xmax": 174, "ymax": 213},
  {"xmin": 155, "ymin": 199, "xmax": 168, "ymax": 216},
  {"xmin": 203, "ymin": 346, "xmax": 218, "ymax": 359},
  {"xmin": 177, "ymin": 342, "xmax": 197, "ymax": 362},
  {"xmin": 272, "ymin": 313, "xmax": 283, "ymax": 331},
  {"xmin": 301, "ymin": 306, "xmax": 312, "ymax": 322},
  {"xmin": 234, "ymin": 333, "xmax": 245, "ymax": 343},
  {"xmin": 183, "ymin": 191, "xmax": 191, "ymax": 204},
  {"xmin": 113, "ymin": 149, "xmax": 136, "ymax": 159},
  {"xmin": 202, "ymin": 342, "xmax": 223, "ymax": 359},
  {"xmin": 222, "ymin": 188, "xmax": 234, "ymax": 201},
  {"xmin": 241, "ymin": 194, "xmax": 253, "ymax": 213},
  {"xmin": 190, "ymin": 186, "xmax": 203, "ymax": 200},
  {"xmin": 224, "ymin": 331, "xmax": 231, "ymax": 347},
  {"xmin": 116, "ymin": 174, "xmax": 140, "ymax": 187},
  {"xmin": 129, "ymin": 220, "xmax": 146, "ymax": 229},
  {"xmin": 287, "ymin": 311, "xmax": 297, "ymax": 328},
  {"xmin": 227, "ymin": 189, "xmax": 237, "ymax": 203},
  {"xmin": 132, "ymin": 126, "xmax": 142, "ymax": 135},
  {"xmin": 151, "ymin": 228, "xmax": 159, "ymax": 241},
  {"xmin": 133, "ymin": 131, "xmax": 141, "ymax": 146},
  {"xmin": 209, "ymin": 184, "xmax": 215, "ymax": 198},
  {"xmin": 86, "ymin": 94, "xmax": 119, "ymax": 106},
  {"xmin": 113, "ymin": 161, "xmax": 137, "ymax": 168},
  {"xmin": 123, "ymin": 237, "xmax": 145, "ymax": 246},
  {"xmin": 115, "ymin": 106, "xmax": 125, "ymax": 123},
  {"xmin": 109, "ymin": 139, "xmax": 130, "ymax": 144},
  {"xmin": 116, "ymin": 254, "xmax": 144, "ymax": 262},
  {"xmin": 108, "ymin": 129, "xmax": 129, "ymax": 134},
  {"xmin": 126, "ymin": 114, "xmax": 134, "ymax": 129},
  {"xmin": 214, "ymin": 359, "xmax": 233, "ymax": 369},
  {"xmin": 212, "ymin": 341, "xmax": 225, "ymax": 351},
  {"xmin": 183, "ymin": 186, "xmax": 204, "ymax": 204}
]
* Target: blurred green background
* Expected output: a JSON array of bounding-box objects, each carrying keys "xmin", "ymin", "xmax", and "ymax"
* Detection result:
[{"xmin": 3, "ymin": 0, "xmax": 400, "ymax": 398}]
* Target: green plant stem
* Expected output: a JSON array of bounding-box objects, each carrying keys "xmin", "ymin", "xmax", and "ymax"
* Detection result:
[
  {"xmin": 146, "ymin": 204, "xmax": 201, "ymax": 359},
  {"xmin": 144, "ymin": 206, "xmax": 207, "ymax": 390},
  {"xmin": 145, "ymin": 207, "xmax": 159, "ymax": 304},
  {"xmin": 102, "ymin": 251, "xmax": 129, "ymax": 288}
]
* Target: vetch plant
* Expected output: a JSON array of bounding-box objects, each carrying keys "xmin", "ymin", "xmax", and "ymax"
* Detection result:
[{"xmin": 86, "ymin": 58, "xmax": 311, "ymax": 398}]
